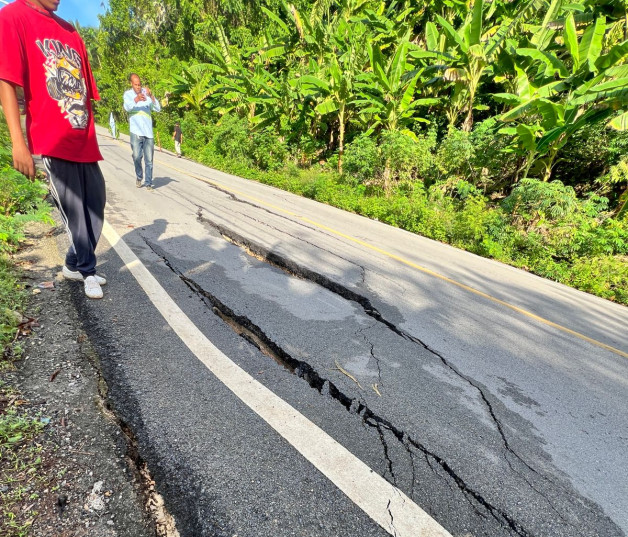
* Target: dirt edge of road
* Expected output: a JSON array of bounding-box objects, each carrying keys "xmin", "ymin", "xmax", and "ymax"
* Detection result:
[{"xmin": 2, "ymin": 219, "xmax": 180, "ymax": 537}]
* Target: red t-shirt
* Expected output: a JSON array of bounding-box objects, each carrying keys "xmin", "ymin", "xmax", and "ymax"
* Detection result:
[{"xmin": 0, "ymin": 0, "xmax": 102, "ymax": 162}]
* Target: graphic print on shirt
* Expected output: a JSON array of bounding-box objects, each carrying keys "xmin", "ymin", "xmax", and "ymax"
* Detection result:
[{"xmin": 37, "ymin": 39, "xmax": 88, "ymax": 129}]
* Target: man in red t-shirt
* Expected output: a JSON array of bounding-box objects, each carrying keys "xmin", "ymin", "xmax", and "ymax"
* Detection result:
[{"xmin": 0, "ymin": 0, "xmax": 107, "ymax": 299}]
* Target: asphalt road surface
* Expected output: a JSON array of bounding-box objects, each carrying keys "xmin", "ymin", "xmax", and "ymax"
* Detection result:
[{"xmin": 66, "ymin": 127, "xmax": 628, "ymax": 537}]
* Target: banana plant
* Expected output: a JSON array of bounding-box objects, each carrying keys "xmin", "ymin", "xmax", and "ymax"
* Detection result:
[
  {"xmin": 169, "ymin": 62, "xmax": 219, "ymax": 113},
  {"xmin": 296, "ymin": 16, "xmax": 369, "ymax": 173},
  {"xmin": 412, "ymin": 0, "xmax": 549, "ymax": 131},
  {"xmin": 354, "ymin": 34, "xmax": 435, "ymax": 134},
  {"xmin": 188, "ymin": 23, "xmax": 269, "ymax": 120},
  {"xmin": 247, "ymin": 68, "xmax": 315, "ymax": 142},
  {"xmin": 497, "ymin": 11, "xmax": 628, "ymax": 181},
  {"xmin": 350, "ymin": 33, "xmax": 441, "ymax": 192}
]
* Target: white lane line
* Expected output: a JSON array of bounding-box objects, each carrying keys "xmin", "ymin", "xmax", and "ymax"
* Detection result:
[{"xmin": 102, "ymin": 219, "xmax": 452, "ymax": 537}]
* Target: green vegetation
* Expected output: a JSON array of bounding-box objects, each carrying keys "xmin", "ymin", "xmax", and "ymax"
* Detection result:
[
  {"xmin": 85, "ymin": 0, "xmax": 628, "ymax": 303},
  {"xmin": 0, "ymin": 112, "xmax": 50, "ymax": 353},
  {"xmin": 0, "ymin": 400, "xmax": 47, "ymax": 537}
]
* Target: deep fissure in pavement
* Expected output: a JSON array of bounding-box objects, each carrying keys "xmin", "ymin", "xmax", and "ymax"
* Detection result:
[
  {"xmin": 194, "ymin": 213, "xmax": 574, "ymax": 512},
  {"xmin": 196, "ymin": 211, "xmax": 400, "ymax": 334},
  {"xmin": 145, "ymin": 238, "xmax": 531, "ymax": 537}
]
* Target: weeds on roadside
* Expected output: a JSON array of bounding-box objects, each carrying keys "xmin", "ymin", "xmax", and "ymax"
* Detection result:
[
  {"xmin": 0, "ymin": 405, "xmax": 48, "ymax": 537},
  {"xmin": 0, "ymin": 407, "xmax": 45, "ymax": 449},
  {"xmin": 0, "ymin": 109, "xmax": 51, "ymax": 357},
  {"xmin": 0, "ymin": 257, "xmax": 26, "ymax": 354}
]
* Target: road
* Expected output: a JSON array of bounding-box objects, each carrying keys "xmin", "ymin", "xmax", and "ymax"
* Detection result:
[{"xmin": 67, "ymin": 127, "xmax": 628, "ymax": 537}]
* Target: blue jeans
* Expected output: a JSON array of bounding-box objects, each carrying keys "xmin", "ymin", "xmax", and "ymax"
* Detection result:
[{"xmin": 130, "ymin": 133, "xmax": 155, "ymax": 186}]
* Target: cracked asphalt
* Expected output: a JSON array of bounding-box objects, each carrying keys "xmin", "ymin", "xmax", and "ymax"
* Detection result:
[{"xmin": 65, "ymin": 128, "xmax": 628, "ymax": 537}]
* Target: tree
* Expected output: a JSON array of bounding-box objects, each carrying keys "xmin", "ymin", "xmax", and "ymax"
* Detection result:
[{"xmin": 497, "ymin": 10, "xmax": 628, "ymax": 181}]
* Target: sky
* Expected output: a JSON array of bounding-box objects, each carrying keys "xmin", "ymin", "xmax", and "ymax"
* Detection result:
[
  {"xmin": 0, "ymin": 0, "xmax": 108, "ymax": 27},
  {"xmin": 57, "ymin": 0, "xmax": 109, "ymax": 27}
]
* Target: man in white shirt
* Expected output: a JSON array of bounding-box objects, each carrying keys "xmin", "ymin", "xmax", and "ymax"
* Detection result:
[{"xmin": 123, "ymin": 73, "xmax": 161, "ymax": 190}]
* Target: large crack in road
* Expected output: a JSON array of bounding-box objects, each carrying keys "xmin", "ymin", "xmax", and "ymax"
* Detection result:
[
  {"xmin": 192, "ymin": 208, "xmax": 587, "ymax": 529},
  {"xmin": 144, "ymin": 236, "xmax": 533, "ymax": 537},
  {"xmin": 122, "ymin": 191, "xmax": 621, "ymax": 536},
  {"xmin": 193, "ymin": 214, "xmax": 536, "ymax": 455}
]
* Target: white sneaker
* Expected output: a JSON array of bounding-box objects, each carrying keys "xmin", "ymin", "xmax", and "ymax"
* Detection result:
[
  {"xmin": 84, "ymin": 276, "xmax": 103, "ymax": 299},
  {"xmin": 63, "ymin": 266, "xmax": 107, "ymax": 285}
]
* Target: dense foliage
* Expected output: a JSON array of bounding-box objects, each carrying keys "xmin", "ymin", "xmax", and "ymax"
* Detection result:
[
  {"xmin": 84, "ymin": 0, "xmax": 627, "ymax": 303},
  {"xmin": 0, "ymin": 112, "xmax": 51, "ymax": 352}
]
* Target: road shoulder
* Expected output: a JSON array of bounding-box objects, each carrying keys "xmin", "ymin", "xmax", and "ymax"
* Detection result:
[{"xmin": 2, "ymin": 220, "xmax": 165, "ymax": 537}]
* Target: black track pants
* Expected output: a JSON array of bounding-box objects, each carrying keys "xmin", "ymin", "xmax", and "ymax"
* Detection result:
[{"xmin": 43, "ymin": 157, "xmax": 106, "ymax": 277}]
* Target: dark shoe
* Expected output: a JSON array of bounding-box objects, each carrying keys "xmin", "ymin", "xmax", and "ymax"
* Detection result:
[{"xmin": 136, "ymin": 179, "xmax": 142, "ymax": 188}]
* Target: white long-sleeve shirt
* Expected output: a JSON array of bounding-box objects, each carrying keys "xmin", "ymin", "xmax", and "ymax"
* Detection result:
[{"xmin": 123, "ymin": 89, "xmax": 161, "ymax": 138}]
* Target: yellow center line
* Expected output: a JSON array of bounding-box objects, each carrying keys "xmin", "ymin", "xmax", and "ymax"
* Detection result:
[{"xmin": 113, "ymin": 139, "xmax": 628, "ymax": 359}]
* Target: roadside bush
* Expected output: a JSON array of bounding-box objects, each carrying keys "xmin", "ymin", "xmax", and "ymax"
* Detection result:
[
  {"xmin": 213, "ymin": 115, "xmax": 252, "ymax": 162},
  {"xmin": 287, "ymin": 126, "xmax": 326, "ymax": 166},
  {"xmin": 502, "ymin": 179, "xmax": 579, "ymax": 228},
  {"xmin": 604, "ymin": 156, "xmax": 628, "ymax": 187},
  {"xmin": 607, "ymin": 131, "xmax": 628, "ymax": 167},
  {"xmin": 343, "ymin": 130, "xmax": 436, "ymax": 187},
  {"xmin": 252, "ymin": 129, "xmax": 288, "ymax": 171},
  {"xmin": 571, "ymin": 216, "xmax": 628, "ymax": 258},
  {"xmin": 179, "ymin": 110, "xmax": 214, "ymax": 153},
  {"xmin": 566, "ymin": 255, "xmax": 628, "ymax": 303},
  {"xmin": 381, "ymin": 130, "xmax": 436, "ymax": 183},
  {"xmin": 378, "ymin": 183, "xmax": 429, "ymax": 230},
  {"xmin": 597, "ymin": 156, "xmax": 628, "ymax": 216},
  {"xmin": 502, "ymin": 179, "xmax": 628, "ymax": 262},
  {"xmin": 380, "ymin": 130, "xmax": 420, "ymax": 183},
  {"xmin": 197, "ymin": 144, "xmax": 225, "ymax": 169},
  {"xmin": 0, "ymin": 216, "xmax": 27, "ymax": 254},
  {"xmin": 0, "ymin": 199, "xmax": 50, "ymax": 256},
  {"xmin": 0, "ymin": 112, "xmax": 51, "ymax": 356},
  {"xmin": 418, "ymin": 187, "xmax": 454, "ymax": 242},
  {"xmin": 470, "ymin": 118, "xmax": 519, "ymax": 191},
  {"xmin": 450, "ymin": 195, "xmax": 513, "ymax": 258},
  {"xmin": 552, "ymin": 124, "xmax": 628, "ymax": 188},
  {"xmin": 0, "ymin": 113, "xmax": 51, "ymax": 254},
  {"xmin": 0, "ymin": 160, "xmax": 48, "ymax": 217},
  {"xmin": 436, "ymin": 127, "xmax": 475, "ymax": 180},
  {"xmin": 343, "ymin": 134, "xmax": 379, "ymax": 183},
  {"xmin": 0, "ymin": 256, "xmax": 26, "ymax": 350}
]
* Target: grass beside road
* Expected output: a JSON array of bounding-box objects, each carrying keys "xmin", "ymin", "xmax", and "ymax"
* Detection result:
[
  {"xmin": 0, "ymin": 110, "xmax": 53, "ymax": 536},
  {"xmin": 0, "ymin": 109, "xmax": 50, "ymax": 359}
]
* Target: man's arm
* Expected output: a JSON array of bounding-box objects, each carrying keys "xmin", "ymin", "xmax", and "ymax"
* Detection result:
[
  {"xmin": 123, "ymin": 90, "xmax": 146, "ymax": 112},
  {"xmin": 141, "ymin": 86, "xmax": 161, "ymax": 113},
  {"xmin": 0, "ymin": 80, "xmax": 35, "ymax": 178},
  {"xmin": 149, "ymin": 90, "xmax": 162, "ymax": 113}
]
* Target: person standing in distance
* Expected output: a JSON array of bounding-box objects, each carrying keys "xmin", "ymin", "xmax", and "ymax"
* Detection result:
[
  {"xmin": 123, "ymin": 73, "xmax": 161, "ymax": 190},
  {"xmin": 173, "ymin": 122, "xmax": 182, "ymax": 157},
  {"xmin": 0, "ymin": 0, "xmax": 108, "ymax": 299}
]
